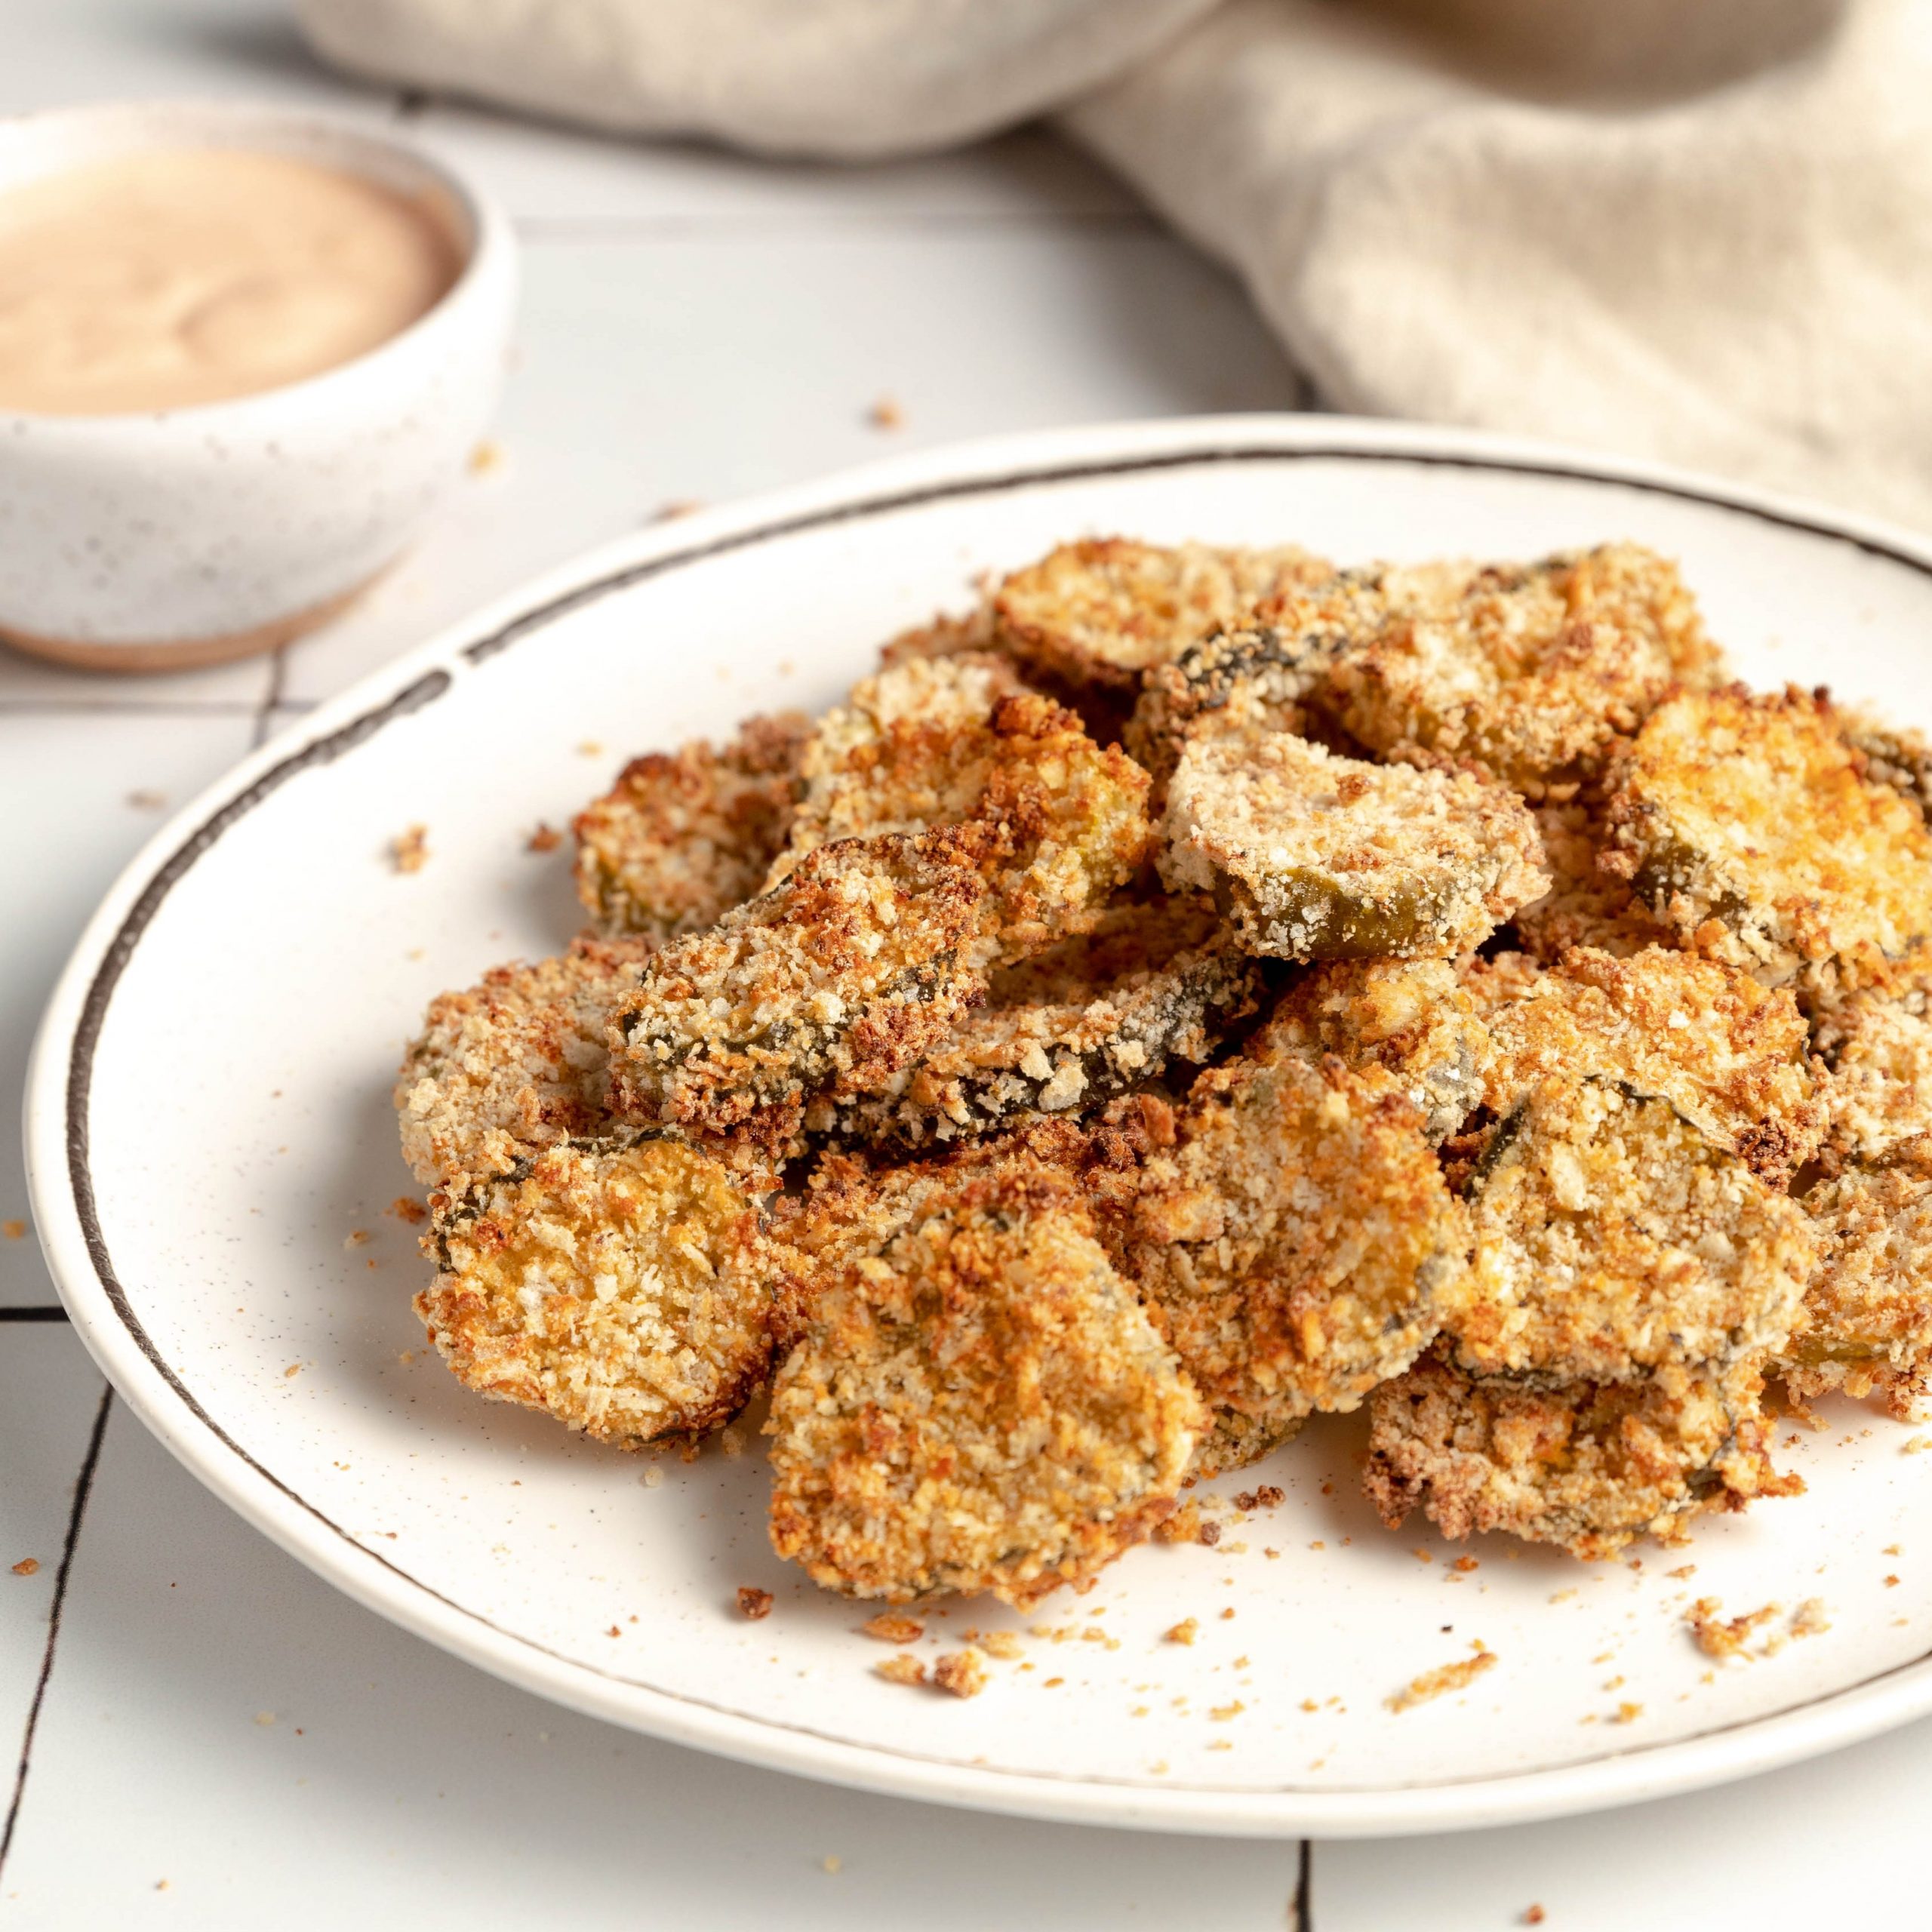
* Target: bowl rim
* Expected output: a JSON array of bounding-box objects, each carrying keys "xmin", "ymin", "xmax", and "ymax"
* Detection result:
[
  {"xmin": 26, "ymin": 411, "xmax": 1932, "ymax": 1838},
  {"xmin": 0, "ymin": 97, "xmax": 514, "ymax": 433}
]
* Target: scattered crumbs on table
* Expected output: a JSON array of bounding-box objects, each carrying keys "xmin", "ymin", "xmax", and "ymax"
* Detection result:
[
  {"xmin": 1164, "ymin": 1618, "xmax": 1198, "ymax": 1646},
  {"xmin": 1523, "ymin": 1907, "xmax": 1546, "ymax": 1926},
  {"xmin": 253, "ymin": 1712, "xmax": 275, "ymax": 1727},
  {"xmin": 719, "ymin": 1425, "xmax": 745, "ymax": 1460},
  {"xmin": 468, "ymin": 439, "xmax": 504, "ymax": 475},
  {"xmin": 283, "ymin": 1364, "xmax": 302, "ymax": 1379},
  {"xmin": 605, "ymin": 1624, "xmax": 621, "ymax": 1638},
  {"xmin": 1300, "ymin": 1697, "xmax": 1320, "ymax": 1712},
  {"xmin": 11, "ymin": 1558, "xmax": 39, "ymax": 1577},
  {"xmin": 876, "ymin": 1654, "xmax": 926, "ymax": 1687},
  {"xmin": 1610, "ymin": 1701, "xmax": 1643, "ymax": 1724},
  {"xmin": 344, "ymin": 1229, "xmax": 370, "ymax": 1248},
  {"xmin": 1043, "ymin": 1675, "xmax": 1064, "ymax": 1688},
  {"xmin": 1791, "ymin": 1598, "xmax": 1831, "ymax": 1638},
  {"xmin": 1309, "ymin": 1540, "xmax": 1325, "ymax": 1551},
  {"xmin": 388, "ymin": 1195, "xmax": 428, "ymax": 1224},
  {"xmin": 737, "ymin": 1586, "xmax": 774, "ymax": 1620},
  {"xmin": 125, "ymin": 789, "xmax": 168, "ymax": 811},
  {"xmin": 1220, "ymin": 1607, "xmax": 1236, "ymax": 1620},
  {"xmin": 1208, "ymin": 1699, "xmax": 1245, "ymax": 1721},
  {"xmin": 1687, "ymin": 1597, "xmax": 1781, "ymax": 1660},
  {"xmin": 1205, "ymin": 1737, "xmax": 1233, "ymax": 1751},
  {"xmin": 526, "ymin": 821, "xmax": 563, "ymax": 853},
  {"xmin": 820, "ymin": 1854, "xmax": 842, "ymax": 1875},
  {"xmin": 1666, "ymin": 1564, "xmax": 1697, "ymax": 1580},
  {"xmin": 1451, "ymin": 1555, "xmax": 1479, "ymax": 1573},
  {"xmin": 861, "ymin": 1612, "xmax": 924, "ymax": 1644},
  {"xmin": 1886, "ymin": 1574, "xmax": 1901, "ymax": 1588},
  {"xmin": 934, "ymin": 1649, "xmax": 987, "ymax": 1699},
  {"xmin": 389, "ymin": 824, "xmax": 429, "ymax": 873},
  {"xmin": 1386, "ymin": 1645, "xmax": 1497, "ymax": 1712},
  {"xmin": 1264, "ymin": 1547, "xmax": 1281, "ymax": 1559},
  {"xmin": 641, "ymin": 1465, "xmax": 664, "ymax": 1487},
  {"xmin": 1320, "ymin": 1481, "xmax": 1334, "ymax": 1496},
  {"xmin": 1, "ymin": 1220, "xmax": 25, "ymax": 1241},
  {"xmin": 867, "ymin": 395, "xmax": 905, "ymax": 431},
  {"xmin": 1412, "ymin": 1549, "xmax": 1433, "ymax": 1564},
  {"xmin": 656, "ymin": 498, "xmax": 704, "ymax": 521},
  {"xmin": 1903, "ymin": 1435, "xmax": 1931, "ymax": 1455},
  {"xmin": 978, "ymin": 1630, "xmax": 1023, "ymax": 1660},
  {"xmin": 1147, "ymin": 1759, "xmax": 1169, "ymax": 1776},
  {"xmin": 1886, "ymin": 1543, "xmax": 1903, "ymax": 1555}
]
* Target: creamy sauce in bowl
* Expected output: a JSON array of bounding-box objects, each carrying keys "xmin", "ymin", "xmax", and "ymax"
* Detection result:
[{"xmin": 0, "ymin": 148, "xmax": 463, "ymax": 415}]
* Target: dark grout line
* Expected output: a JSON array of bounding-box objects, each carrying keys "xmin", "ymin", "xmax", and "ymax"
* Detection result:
[
  {"xmin": 511, "ymin": 209, "xmax": 1157, "ymax": 243},
  {"xmin": 0, "ymin": 1309, "xmax": 69, "ymax": 1324},
  {"xmin": 0, "ymin": 1384, "xmax": 112, "ymax": 1878},
  {"xmin": 1292, "ymin": 1839, "xmax": 1313, "ymax": 1931}
]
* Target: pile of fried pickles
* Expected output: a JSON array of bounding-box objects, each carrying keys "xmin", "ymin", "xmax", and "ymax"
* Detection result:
[{"xmin": 395, "ymin": 538, "xmax": 1932, "ymax": 1605}]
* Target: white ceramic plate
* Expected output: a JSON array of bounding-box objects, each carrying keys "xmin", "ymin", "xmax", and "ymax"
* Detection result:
[{"xmin": 28, "ymin": 417, "xmax": 1932, "ymax": 1838}]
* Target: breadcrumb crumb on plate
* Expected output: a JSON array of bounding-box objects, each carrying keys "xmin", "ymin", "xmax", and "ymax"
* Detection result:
[{"xmin": 1161, "ymin": 732, "xmax": 1548, "ymax": 961}]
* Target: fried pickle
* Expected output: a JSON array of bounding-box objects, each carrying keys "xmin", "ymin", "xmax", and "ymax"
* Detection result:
[
  {"xmin": 1604, "ymin": 685, "xmax": 1932, "ymax": 982},
  {"xmin": 1364, "ymin": 1348, "xmax": 1795, "ymax": 1558},
  {"xmin": 1161, "ymin": 731, "xmax": 1549, "ymax": 961},
  {"xmin": 1783, "ymin": 1148, "xmax": 1932, "ymax": 1417},
  {"xmin": 767, "ymin": 1152, "xmax": 1202, "ymax": 1604},
  {"xmin": 1813, "ymin": 955, "xmax": 1932, "ymax": 1168},
  {"xmin": 1451, "ymin": 1078, "xmax": 1816, "ymax": 1384},
  {"xmin": 395, "ymin": 936, "xmax": 655, "ymax": 1193},
  {"xmin": 1128, "ymin": 1052, "xmax": 1471, "ymax": 1475},
  {"xmin": 574, "ymin": 712, "xmax": 807, "ymax": 940},
  {"xmin": 1509, "ymin": 783, "xmax": 1669, "ymax": 964},
  {"xmin": 418, "ymin": 1134, "xmax": 781, "ymax": 1449}
]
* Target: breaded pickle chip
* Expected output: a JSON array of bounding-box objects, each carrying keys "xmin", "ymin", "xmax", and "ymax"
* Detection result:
[
  {"xmin": 1319, "ymin": 543, "xmax": 1717, "ymax": 781},
  {"xmin": 1161, "ymin": 731, "xmax": 1548, "ymax": 960},
  {"xmin": 1452, "ymin": 1078, "xmax": 1816, "ymax": 1384},
  {"xmin": 1814, "ymin": 957, "xmax": 1932, "ymax": 1168},
  {"xmin": 1257, "ymin": 958, "xmax": 1488, "ymax": 1143},
  {"xmin": 396, "ymin": 936, "xmax": 655, "ymax": 1192},
  {"xmin": 1509, "ymin": 785, "xmax": 1667, "ymax": 964},
  {"xmin": 1783, "ymin": 1149, "xmax": 1932, "ymax": 1416},
  {"xmin": 992, "ymin": 538, "xmax": 1333, "ymax": 694},
  {"xmin": 612, "ymin": 829, "xmax": 991, "ymax": 1155},
  {"xmin": 767, "ymin": 654, "xmax": 1025, "ymax": 880},
  {"xmin": 1604, "ymin": 686, "xmax": 1932, "ymax": 981},
  {"xmin": 574, "ymin": 713, "xmax": 807, "ymax": 940},
  {"xmin": 767, "ymin": 1155, "xmax": 1203, "ymax": 1604},
  {"xmin": 1478, "ymin": 947, "xmax": 1821, "ymax": 1185},
  {"xmin": 1364, "ymin": 1349, "xmax": 1795, "ymax": 1559},
  {"xmin": 1129, "ymin": 1053, "xmax": 1471, "ymax": 1475},
  {"xmin": 823, "ymin": 895, "xmax": 1264, "ymax": 1149},
  {"xmin": 1842, "ymin": 712, "xmax": 1932, "ymax": 824},
  {"xmin": 418, "ymin": 1134, "xmax": 779, "ymax": 1448}
]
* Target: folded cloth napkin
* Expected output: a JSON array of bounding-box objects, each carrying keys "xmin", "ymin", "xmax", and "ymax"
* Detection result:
[{"xmin": 300, "ymin": 0, "xmax": 1932, "ymax": 530}]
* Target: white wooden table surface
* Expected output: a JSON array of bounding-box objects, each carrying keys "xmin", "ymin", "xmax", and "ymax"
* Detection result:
[{"xmin": 5, "ymin": 5, "xmax": 1930, "ymax": 1924}]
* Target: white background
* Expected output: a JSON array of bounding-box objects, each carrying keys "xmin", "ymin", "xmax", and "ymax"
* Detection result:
[{"xmin": 2, "ymin": 3, "xmax": 1929, "ymax": 1924}]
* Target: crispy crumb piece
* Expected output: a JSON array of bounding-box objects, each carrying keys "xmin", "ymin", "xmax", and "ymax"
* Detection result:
[
  {"xmin": 0, "ymin": 1219, "xmax": 23, "ymax": 1240},
  {"xmin": 875, "ymin": 1654, "xmax": 927, "ymax": 1687},
  {"xmin": 1791, "ymin": 1598, "xmax": 1831, "ymax": 1638},
  {"xmin": 1386, "ymin": 1647, "xmax": 1497, "ymax": 1712},
  {"xmin": 868, "ymin": 395, "xmax": 905, "ymax": 431},
  {"xmin": 526, "ymin": 822, "xmax": 563, "ymax": 853},
  {"xmin": 934, "ymin": 1649, "xmax": 988, "ymax": 1698},
  {"xmin": 1155, "ymin": 1501, "xmax": 1203, "ymax": 1544},
  {"xmin": 1906, "ymin": 1436, "xmax": 1932, "ymax": 1454},
  {"xmin": 11, "ymin": 1558, "xmax": 39, "ymax": 1577},
  {"xmin": 1164, "ymin": 1618, "xmax": 1199, "ymax": 1646},
  {"xmin": 1887, "ymin": 1574, "xmax": 1901, "ymax": 1588},
  {"xmin": 1209, "ymin": 1699, "xmax": 1246, "ymax": 1721},
  {"xmin": 1667, "ymin": 1564, "xmax": 1697, "ymax": 1580},
  {"xmin": 1451, "ymin": 1556, "xmax": 1479, "ymax": 1574},
  {"xmin": 388, "ymin": 1196, "xmax": 427, "ymax": 1225},
  {"xmin": 737, "ymin": 1586, "xmax": 774, "ymax": 1620},
  {"xmin": 125, "ymin": 788, "xmax": 168, "ymax": 811},
  {"xmin": 283, "ymin": 1363, "xmax": 300, "ymax": 1379},
  {"xmin": 344, "ymin": 1229, "xmax": 370, "ymax": 1249},
  {"xmin": 979, "ymin": 1630, "xmax": 1023, "ymax": 1661},
  {"xmin": 468, "ymin": 439, "xmax": 503, "ymax": 474},
  {"xmin": 860, "ymin": 1613, "xmax": 926, "ymax": 1644},
  {"xmin": 656, "ymin": 498, "xmax": 703, "ymax": 521},
  {"xmin": 1611, "ymin": 1700, "xmax": 1642, "ymax": 1724},
  {"xmin": 1198, "ymin": 1519, "xmax": 1222, "ymax": 1548},
  {"xmin": 390, "ymin": 824, "xmax": 429, "ymax": 874},
  {"xmin": 1687, "ymin": 1597, "xmax": 1781, "ymax": 1660},
  {"xmin": 1524, "ymin": 1909, "xmax": 1546, "ymax": 1927}
]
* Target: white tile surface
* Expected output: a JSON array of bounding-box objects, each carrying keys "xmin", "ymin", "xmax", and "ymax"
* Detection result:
[
  {"xmin": 0, "ymin": 1327, "xmax": 107, "ymax": 1829},
  {"xmin": 0, "ymin": 710, "xmax": 257, "ymax": 1305},
  {"xmin": 2, "ymin": 1398, "xmax": 1303, "ymax": 1929},
  {"xmin": 280, "ymin": 227, "xmax": 1300, "ymax": 703}
]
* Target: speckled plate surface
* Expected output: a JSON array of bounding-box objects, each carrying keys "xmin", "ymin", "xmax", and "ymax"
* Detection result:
[{"xmin": 27, "ymin": 416, "xmax": 1932, "ymax": 1837}]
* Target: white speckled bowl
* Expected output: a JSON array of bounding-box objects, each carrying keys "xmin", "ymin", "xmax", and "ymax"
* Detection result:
[{"xmin": 0, "ymin": 100, "xmax": 517, "ymax": 672}]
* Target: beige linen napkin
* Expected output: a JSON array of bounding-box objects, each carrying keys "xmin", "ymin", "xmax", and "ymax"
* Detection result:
[{"xmin": 300, "ymin": 0, "xmax": 1932, "ymax": 528}]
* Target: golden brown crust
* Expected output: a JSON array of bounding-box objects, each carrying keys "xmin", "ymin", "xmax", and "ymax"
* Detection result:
[
  {"xmin": 993, "ymin": 538, "xmax": 1333, "ymax": 694},
  {"xmin": 1509, "ymin": 783, "xmax": 1669, "ymax": 964},
  {"xmin": 574, "ymin": 713, "xmax": 808, "ymax": 940},
  {"xmin": 417, "ymin": 1135, "xmax": 781, "ymax": 1449},
  {"xmin": 1161, "ymin": 731, "xmax": 1549, "ymax": 960},
  {"xmin": 1813, "ymin": 954, "xmax": 1932, "ymax": 1170},
  {"xmin": 395, "ymin": 936, "xmax": 655, "ymax": 1193},
  {"xmin": 1604, "ymin": 685, "xmax": 1932, "ymax": 982},
  {"xmin": 1126, "ymin": 1052, "xmax": 1472, "ymax": 1475},
  {"xmin": 1451, "ymin": 1078, "xmax": 1817, "ymax": 1384},
  {"xmin": 766, "ymin": 1152, "xmax": 1202, "ymax": 1604},
  {"xmin": 1364, "ymin": 1349, "xmax": 1796, "ymax": 1558}
]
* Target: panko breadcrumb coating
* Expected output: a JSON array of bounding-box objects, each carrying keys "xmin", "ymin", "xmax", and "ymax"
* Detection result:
[
  {"xmin": 395, "ymin": 936, "xmax": 655, "ymax": 1192},
  {"xmin": 1161, "ymin": 731, "xmax": 1549, "ymax": 960},
  {"xmin": 1452, "ymin": 1078, "xmax": 1816, "ymax": 1384},
  {"xmin": 574, "ymin": 713, "xmax": 808, "ymax": 940},
  {"xmin": 1478, "ymin": 946, "xmax": 1821, "ymax": 1186},
  {"xmin": 820, "ymin": 895, "xmax": 1264, "ymax": 1149},
  {"xmin": 1604, "ymin": 685, "xmax": 1932, "ymax": 982},
  {"xmin": 1814, "ymin": 956, "xmax": 1932, "ymax": 1168},
  {"xmin": 1317, "ymin": 544, "xmax": 1718, "ymax": 782},
  {"xmin": 1257, "ymin": 958, "xmax": 1488, "ymax": 1143},
  {"xmin": 1783, "ymin": 1149, "xmax": 1932, "ymax": 1417},
  {"xmin": 1129, "ymin": 1052, "xmax": 1471, "ymax": 1475},
  {"xmin": 767, "ymin": 654, "xmax": 1026, "ymax": 881},
  {"xmin": 1364, "ymin": 1349, "xmax": 1796, "ymax": 1559},
  {"xmin": 766, "ymin": 1153, "xmax": 1202, "ymax": 1604},
  {"xmin": 1509, "ymin": 785, "xmax": 1667, "ymax": 964},
  {"xmin": 992, "ymin": 537, "xmax": 1333, "ymax": 693},
  {"xmin": 418, "ymin": 1134, "xmax": 781, "ymax": 1448}
]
